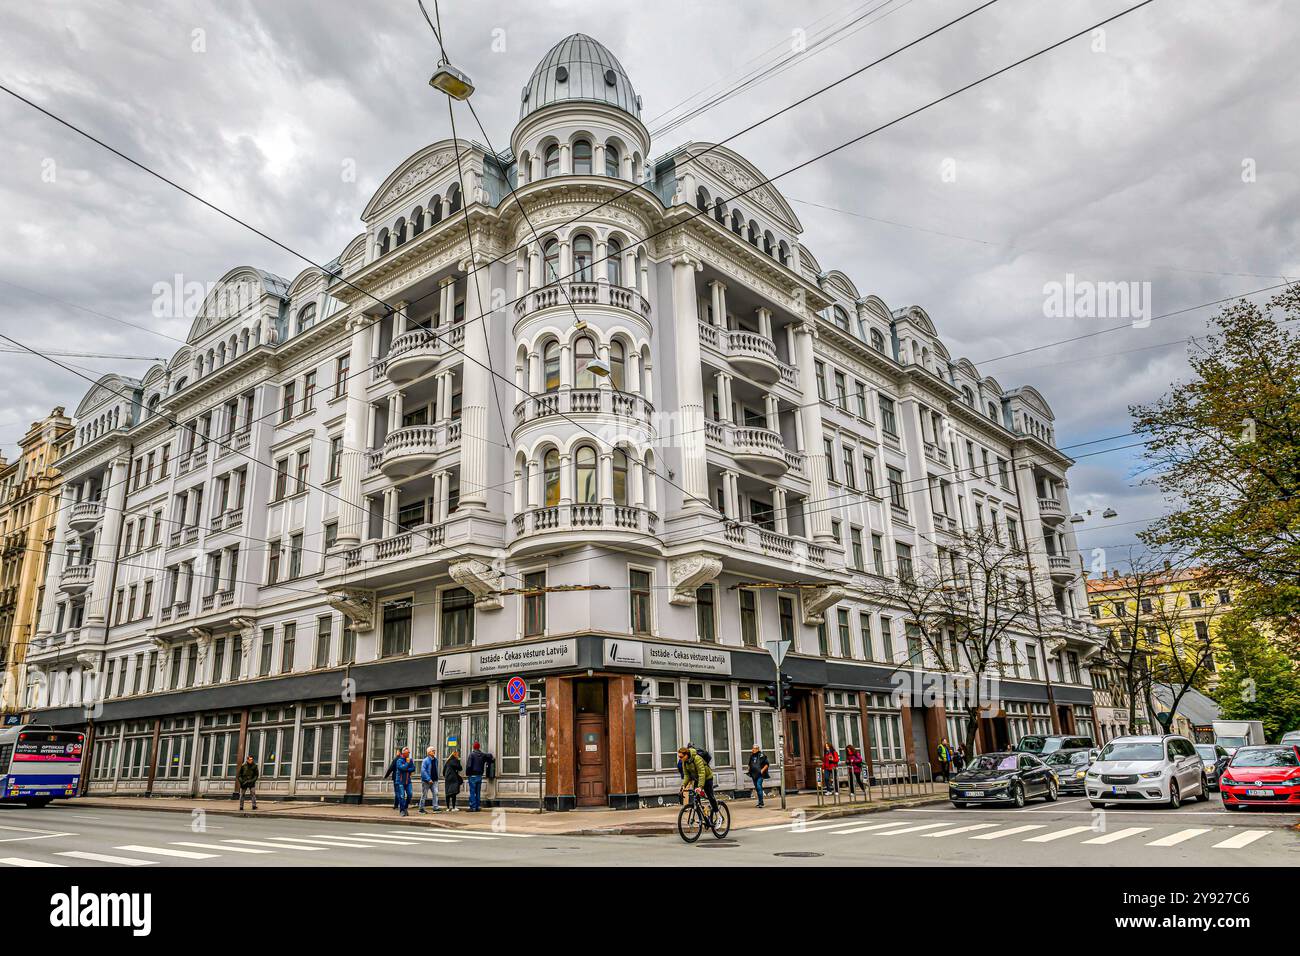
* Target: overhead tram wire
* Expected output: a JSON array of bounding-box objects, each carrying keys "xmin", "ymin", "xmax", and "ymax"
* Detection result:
[{"xmin": 2, "ymin": 0, "xmax": 1164, "ymax": 588}]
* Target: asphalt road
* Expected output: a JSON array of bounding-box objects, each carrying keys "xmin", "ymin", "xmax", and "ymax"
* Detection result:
[{"xmin": 0, "ymin": 794, "xmax": 1294, "ymax": 866}]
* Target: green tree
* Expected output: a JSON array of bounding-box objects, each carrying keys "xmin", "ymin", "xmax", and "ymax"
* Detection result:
[
  {"xmin": 1213, "ymin": 610, "xmax": 1300, "ymax": 742},
  {"xmin": 1132, "ymin": 287, "xmax": 1300, "ymax": 649}
]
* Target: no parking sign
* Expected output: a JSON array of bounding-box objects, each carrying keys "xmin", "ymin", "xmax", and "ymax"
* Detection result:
[{"xmin": 506, "ymin": 676, "xmax": 528, "ymax": 704}]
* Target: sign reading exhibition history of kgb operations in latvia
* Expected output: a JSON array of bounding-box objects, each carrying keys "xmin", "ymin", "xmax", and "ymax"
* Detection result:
[
  {"xmin": 436, "ymin": 639, "xmax": 577, "ymax": 680},
  {"xmin": 603, "ymin": 639, "xmax": 731, "ymax": 675}
]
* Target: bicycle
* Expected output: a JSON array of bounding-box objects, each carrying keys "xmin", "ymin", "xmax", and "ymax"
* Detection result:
[{"xmin": 677, "ymin": 786, "xmax": 731, "ymax": 843}]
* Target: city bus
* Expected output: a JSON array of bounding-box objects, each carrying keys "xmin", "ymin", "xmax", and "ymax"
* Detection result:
[{"xmin": 0, "ymin": 724, "xmax": 85, "ymax": 807}]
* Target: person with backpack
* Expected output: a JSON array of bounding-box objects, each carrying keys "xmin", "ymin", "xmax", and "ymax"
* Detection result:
[
  {"xmin": 747, "ymin": 745, "xmax": 771, "ymax": 807},
  {"xmin": 678, "ymin": 745, "xmax": 717, "ymax": 817},
  {"xmin": 821, "ymin": 742, "xmax": 840, "ymax": 793},
  {"xmin": 845, "ymin": 744, "xmax": 864, "ymax": 794},
  {"xmin": 418, "ymin": 746, "xmax": 440, "ymax": 814}
]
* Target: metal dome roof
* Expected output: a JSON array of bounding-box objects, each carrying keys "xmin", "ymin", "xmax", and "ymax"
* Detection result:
[{"xmin": 519, "ymin": 34, "xmax": 641, "ymax": 121}]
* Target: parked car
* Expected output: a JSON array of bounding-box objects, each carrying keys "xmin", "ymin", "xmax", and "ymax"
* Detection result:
[
  {"xmin": 949, "ymin": 752, "xmax": 1059, "ymax": 808},
  {"xmin": 1194, "ymin": 743, "xmax": 1231, "ymax": 791},
  {"xmin": 1042, "ymin": 748, "xmax": 1093, "ymax": 794},
  {"xmin": 1220, "ymin": 745, "xmax": 1300, "ymax": 811},
  {"xmin": 1212, "ymin": 720, "xmax": 1265, "ymax": 756},
  {"xmin": 1278, "ymin": 730, "xmax": 1300, "ymax": 745},
  {"xmin": 1085, "ymin": 735, "xmax": 1209, "ymax": 808},
  {"xmin": 1014, "ymin": 734, "xmax": 1095, "ymax": 756}
]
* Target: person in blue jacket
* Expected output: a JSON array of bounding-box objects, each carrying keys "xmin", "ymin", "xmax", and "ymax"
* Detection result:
[
  {"xmin": 392, "ymin": 747, "xmax": 416, "ymax": 816},
  {"xmin": 418, "ymin": 746, "xmax": 440, "ymax": 814}
]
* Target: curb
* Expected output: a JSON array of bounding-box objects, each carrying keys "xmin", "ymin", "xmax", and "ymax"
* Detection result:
[{"xmin": 68, "ymin": 792, "xmax": 950, "ymax": 837}]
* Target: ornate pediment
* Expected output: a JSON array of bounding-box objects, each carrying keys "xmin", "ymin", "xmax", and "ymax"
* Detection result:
[{"xmin": 374, "ymin": 148, "xmax": 457, "ymax": 214}]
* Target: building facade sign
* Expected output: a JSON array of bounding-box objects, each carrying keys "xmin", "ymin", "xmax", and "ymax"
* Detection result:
[{"xmin": 603, "ymin": 639, "xmax": 731, "ymax": 675}]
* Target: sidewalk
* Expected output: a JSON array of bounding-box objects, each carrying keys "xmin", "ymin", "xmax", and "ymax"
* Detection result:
[{"xmin": 72, "ymin": 787, "xmax": 948, "ymax": 836}]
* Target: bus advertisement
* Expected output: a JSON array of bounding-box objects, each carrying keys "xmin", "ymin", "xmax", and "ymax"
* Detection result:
[{"xmin": 0, "ymin": 725, "xmax": 85, "ymax": 806}]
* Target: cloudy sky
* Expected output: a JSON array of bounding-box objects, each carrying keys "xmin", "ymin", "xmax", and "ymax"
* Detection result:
[{"xmin": 1, "ymin": 0, "xmax": 1296, "ymax": 560}]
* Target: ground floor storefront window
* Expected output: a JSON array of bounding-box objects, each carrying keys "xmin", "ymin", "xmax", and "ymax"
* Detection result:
[
  {"xmin": 867, "ymin": 693, "xmax": 905, "ymax": 764},
  {"xmin": 439, "ymin": 685, "xmax": 487, "ymax": 760},
  {"xmin": 247, "ymin": 706, "xmax": 295, "ymax": 780},
  {"xmin": 634, "ymin": 679, "xmax": 681, "ymax": 772},
  {"xmin": 366, "ymin": 692, "xmax": 433, "ymax": 777},
  {"xmin": 198, "ymin": 712, "xmax": 240, "ymax": 780},
  {"xmin": 687, "ymin": 681, "xmax": 732, "ymax": 768},
  {"xmin": 155, "ymin": 716, "xmax": 195, "ymax": 780},
  {"xmin": 826, "ymin": 690, "xmax": 863, "ymax": 759},
  {"xmin": 299, "ymin": 700, "xmax": 350, "ymax": 779},
  {"xmin": 1073, "ymin": 705, "xmax": 1095, "ymax": 740},
  {"xmin": 736, "ymin": 685, "xmax": 776, "ymax": 757},
  {"xmin": 498, "ymin": 682, "xmax": 545, "ymax": 776}
]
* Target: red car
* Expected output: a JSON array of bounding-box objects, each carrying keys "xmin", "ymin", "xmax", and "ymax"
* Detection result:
[{"xmin": 1219, "ymin": 744, "xmax": 1300, "ymax": 810}]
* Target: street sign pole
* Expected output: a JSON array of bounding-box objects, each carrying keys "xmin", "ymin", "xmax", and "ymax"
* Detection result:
[{"xmin": 765, "ymin": 639, "xmax": 791, "ymax": 811}]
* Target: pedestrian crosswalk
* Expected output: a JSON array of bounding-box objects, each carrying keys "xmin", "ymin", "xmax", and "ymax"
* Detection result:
[
  {"xmin": 0, "ymin": 826, "xmax": 515, "ymax": 868},
  {"xmin": 766, "ymin": 816, "xmax": 1282, "ymax": 851}
]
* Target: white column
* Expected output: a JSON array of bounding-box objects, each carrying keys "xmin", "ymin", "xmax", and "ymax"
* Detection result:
[
  {"xmin": 86, "ymin": 458, "xmax": 128, "ymax": 623},
  {"xmin": 672, "ymin": 255, "xmax": 709, "ymax": 508},
  {"xmin": 338, "ymin": 314, "xmax": 375, "ymax": 547},
  {"xmin": 458, "ymin": 256, "xmax": 490, "ymax": 510},
  {"xmin": 599, "ymin": 452, "xmax": 614, "ymax": 505},
  {"xmin": 765, "ymin": 394, "xmax": 780, "ymax": 432},
  {"xmin": 794, "ymin": 323, "xmax": 834, "ymax": 544},
  {"xmin": 773, "ymin": 487, "xmax": 789, "ymax": 535},
  {"xmin": 631, "ymin": 457, "xmax": 645, "ymax": 508}
]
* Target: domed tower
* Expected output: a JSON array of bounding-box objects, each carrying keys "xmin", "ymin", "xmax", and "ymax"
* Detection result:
[{"xmin": 507, "ymin": 34, "xmax": 661, "ymax": 556}]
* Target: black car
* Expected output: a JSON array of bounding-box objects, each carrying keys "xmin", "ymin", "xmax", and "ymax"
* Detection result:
[
  {"xmin": 1014, "ymin": 734, "xmax": 1095, "ymax": 756},
  {"xmin": 949, "ymin": 752, "xmax": 1060, "ymax": 807},
  {"xmin": 1042, "ymin": 748, "xmax": 1093, "ymax": 794},
  {"xmin": 1194, "ymin": 743, "xmax": 1231, "ymax": 790}
]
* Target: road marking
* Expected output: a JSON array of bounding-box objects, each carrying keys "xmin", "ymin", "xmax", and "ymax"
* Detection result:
[
  {"xmin": 1082, "ymin": 827, "xmax": 1150, "ymax": 845},
  {"xmin": 416, "ymin": 828, "xmax": 534, "ymax": 838},
  {"xmin": 0, "ymin": 857, "xmax": 64, "ymax": 866},
  {"xmin": 381, "ymin": 830, "xmax": 500, "ymax": 841},
  {"xmin": 803, "ymin": 820, "xmax": 916, "ymax": 835},
  {"xmin": 1213, "ymin": 830, "xmax": 1269, "ymax": 849},
  {"xmin": 1024, "ymin": 826, "xmax": 1096, "ymax": 843},
  {"xmin": 270, "ymin": 837, "xmax": 381, "ymax": 848},
  {"xmin": 311, "ymin": 833, "xmax": 419, "ymax": 845},
  {"xmin": 57, "ymin": 851, "xmax": 156, "ymax": 866},
  {"xmin": 352, "ymin": 832, "xmax": 458, "ymax": 843},
  {"xmin": 116, "ymin": 845, "xmax": 219, "ymax": 860},
  {"xmin": 0, "ymin": 831, "xmax": 76, "ymax": 844},
  {"xmin": 922, "ymin": 824, "xmax": 999, "ymax": 838},
  {"xmin": 971, "ymin": 825, "xmax": 1047, "ymax": 840},
  {"xmin": 854, "ymin": 822, "xmax": 952, "ymax": 836},
  {"xmin": 223, "ymin": 839, "xmax": 326, "ymax": 851},
  {"xmin": 1147, "ymin": 828, "xmax": 1212, "ymax": 847},
  {"xmin": 173, "ymin": 841, "xmax": 272, "ymax": 854},
  {"xmin": 754, "ymin": 819, "xmax": 884, "ymax": 833}
]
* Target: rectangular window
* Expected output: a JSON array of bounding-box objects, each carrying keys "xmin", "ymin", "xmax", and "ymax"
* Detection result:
[
  {"xmin": 341, "ymin": 622, "xmax": 356, "ymax": 665},
  {"xmin": 280, "ymin": 623, "xmax": 296, "ymax": 674},
  {"xmin": 837, "ymin": 607, "xmax": 852, "ymax": 658},
  {"xmin": 878, "ymin": 395, "xmax": 898, "ymax": 436},
  {"xmin": 895, "ymin": 542, "xmax": 914, "ymax": 582},
  {"xmin": 879, "ymin": 616, "xmax": 894, "ymax": 662},
  {"xmin": 259, "ymin": 628, "xmax": 274, "ymax": 676},
  {"xmin": 267, "ymin": 541, "xmax": 281, "ymax": 585},
  {"xmin": 696, "ymin": 584, "xmax": 716, "ymax": 642},
  {"xmin": 871, "ymin": 534, "xmax": 885, "ymax": 576},
  {"xmin": 274, "ymin": 458, "xmax": 289, "ymax": 500},
  {"xmin": 302, "ymin": 371, "xmax": 317, "ymax": 412},
  {"xmin": 814, "ymin": 360, "xmax": 826, "ymax": 400},
  {"xmin": 295, "ymin": 450, "xmax": 310, "ymax": 494},
  {"xmin": 315, "ymin": 616, "xmax": 332, "ymax": 668},
  {"xmin": 328, "ymin": 436, "xmax": 343, "ymax": 481},
  {"xmin": 280, "ymin": 382, "xmax": 296, "ymax": 423},
  {"xmin": 859, "ymin": 612, "xmax": 874, "ymax": 661},
  {"xmin": 850, "ymin": 527, "xmax": 864, "ymax": 570},
  {"xmin": 778, "ymin": 595, "xmax": 795, "ymax": 643},
  {"xmin": 288, "ymin": 533, "xmax": 303, "ymax": 579},
  {"xmin": 334, "ymin": 353, "xmax": 349, "ymax": 399},
  {"xmin": 861, "ymin": 453, "xmax": 875, "ymax": 495},
  {"xmin": 887, "ymin": 467, "xmax": 906, "ymax": 511},
  {"xmin": 842, "ymin": 447, "xmax": 856, "ymax": 489},
  {"xmin": 823, "ymin": 438, "xmax": 836, "ymax": 482},
  {"xmin": 523, "ymin": 570, "xmax": 546, "ymax": 637},
  {"xmin": 629, "ymin": 569, "xmax": 652, "ymax": 634},
  {"xmin": 739, "ymin": 589, "xmax": 758, "ymax": 647},
  {"xmin": 382, "ymin": 599, "xmax": 413, "ymax": 657},
  {"xmin": 439, "ymin": 589, "xmax": 474, "ymax": 648}
]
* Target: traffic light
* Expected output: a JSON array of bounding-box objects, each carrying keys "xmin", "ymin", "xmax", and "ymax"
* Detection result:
[
  {"xmin": 780, "ymin": 672, "xmax": 797, "ymax": 712},
  {"xmin": 762, "ymin": 682, "xmax": 779, "ymax": 709}
]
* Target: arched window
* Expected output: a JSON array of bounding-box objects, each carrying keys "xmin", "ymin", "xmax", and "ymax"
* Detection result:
[
  {"xmin": 393, "ymin": 218, "xmax": 407, "ymax": 246},
  {"xmin": 572, "ymin": 139, "xmax": 592, "ymax": 175},
  {"xmin": 747, "ymin": 220, "xmax": 760, "ymax": 245},
  {"xmin": 778, "ymin": 240, "xmax": 790, "ymax": 265},
  {"xmin": 609, "ymin": 340, "xmax": 626, "ymax": 390},
  {"xmin": 605, "ymin": 143, "xmax": 620, "ymax": 177},
  {"xmin": 378, "ymin": 229, "xmax": 390, "ymax": 255},
  {"xmin": 574, "ymin": 335, "xmax": 598, "ymax": 388},
  {"xmin": 572, "ymin": 234, "xmax": 593, "ymax": 282},
  {"xmin": 730, "ymin": 210, "xmax": 743, "ymax": 234},
  {"xmin": 411, "ymin": 206, "xmax": 424, "ymax": 236},
  {"xmin": 543, "ymin": 449, "xmax": 561, "ymax": 507},
  {"xmin": 543, "ymin": 340, "xmax": 561, "ymax": 393},
  {"xmin": 430, "ymin": 195, "xmax": 443, "ymax": 224},
  {"xmin": 612, "ymin": 448, "xmax": 629, "ymax": 504},
  {"xmin": 962, "ymin": 386, "xmax": 974, "ymax": 407},
  {"xmin": 988, "ymin": 402, "xmax": 999, "ymax": 422},
  {"xmin": 607, "ymin": 238, "xmax": 622, "ymax": 287},
  {"xmin": 870, "ymin": 328, "xmax": 885, "ymax": 353},
  {"xmin": 544, "ymin": 144, "xmax": 560, "ymax": 177},
  {"xmin": 696, "ymin": 186, "xmax": 710, "ymax": 212},
  {"xmin": 447, "ymin": 184, "xmax": 462, "ymax": 213},
  {"xmin": 543, "ymin": 239, "xmax": 561, "ymax": 283},
  {"xmin": 763, "ymin": 231, "xmax": 775, "ymax": 256},
  {"xmin": 298, "ymin": 303, "xmax": 317, "ymax": 333},
  {"xmin": 833, "ymin": 306, "xmax": 850, "ymax": 331},
  {"xmin": 575, "ymin": 446, "xmax": 598, "ymax": 503}
]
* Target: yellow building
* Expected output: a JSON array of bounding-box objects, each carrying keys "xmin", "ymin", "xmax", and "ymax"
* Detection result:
[
  {"xmin": 0, "ymin": 407, "xmax": 73, "ymax": 713},
  {"xmin": 1086, "ymin": 566, "xmax": 1236, "ymax": 699}
]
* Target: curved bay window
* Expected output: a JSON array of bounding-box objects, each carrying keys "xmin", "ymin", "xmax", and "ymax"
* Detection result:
[
  {"xmin": 543, "ymin": 340, "xmax": 561, "ymax": 392},
  {"xmin": 572, "ymin": 139, "xmax": 593, "ymax": 175},
  {"xmin": 609, "ymin": 339, "xmax": 626, "ymax": 389},
  {"xmin": 544, "ymin": 144, "xmax": 560, "ymax": 177},
  {"xmin": 605, "ymin": 143, "xmax": 620, "ymax": 177},
  {"xmin": 543, "ymin": 239, "xmax": 561, "ymax": 284},
  {"xmin": 572, "ymin": 235, "xmax": 594, "ymax": 282},
  {"xmin": 543, "ymin": 449, "xmax": 561, "ymax": 506},
  {"xmin": 575, "ymin": 446, "xmax": 598, "ymax": 503},
  {"xmin": 612, "ymin": 448, "xmax": 629, "ymax": 504},
  {"xmin": 574, "ymin": 335, "xmax": 598, "ymax": 387}
]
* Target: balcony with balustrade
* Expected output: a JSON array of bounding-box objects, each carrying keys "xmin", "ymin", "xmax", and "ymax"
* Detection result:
[
  {"xmin": 704, "ymin": 420, "xmax": 804, "ymax": 479},
  {"xmin": 382, "ymin": 324, "xmax": 467, "ymax": 385},
  {"xmin": 511, "ymin": 502, "xmax": 659, "ymax": 557},
  {"xmin": 59, "ymin": 563, "xmax": 93, "ymax": 594},
  {"xmin": 68, "ymin": 500, "xmax": 105, "ymax": 533},
  {"xmin": 513, "ymin": 387, "xmax": 654, "ymax": 431},
  {"xmin": 377, "ymin": 420, "xmax": 462, "ymax": 479},
  {"xmin": 698, "ymin": 321, "xmax": 798, "ymax": 389},
  {"xmin": 1038, "ymin": 497, "xmax": 1065, "ymax": 524},
  {"xmin": 512, "ymin": 281, "xmax": 651, "ymax": 324},
  {"xmin": 1047, "ymin": 554, "xmax": 1075, "ymax": 581}
]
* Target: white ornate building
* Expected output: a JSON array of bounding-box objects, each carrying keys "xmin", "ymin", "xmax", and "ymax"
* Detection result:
[{"xmin": 23, "ymin": 34, "xmax": 1099, "ymax": 806}]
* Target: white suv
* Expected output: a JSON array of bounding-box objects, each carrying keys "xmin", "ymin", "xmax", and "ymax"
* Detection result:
[{"xmin": 1086, "ymin": 735, "xmax": 1209, "ymax": 808}]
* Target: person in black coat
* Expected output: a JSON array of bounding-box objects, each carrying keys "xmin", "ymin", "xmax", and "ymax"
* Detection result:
[
  {"xmin": 747, "ymin": 745, "xmax": 771, "ymax": 807},
  {"xmin": 443, "ymin": 750, "xmax": 464, "ymax": 812}
]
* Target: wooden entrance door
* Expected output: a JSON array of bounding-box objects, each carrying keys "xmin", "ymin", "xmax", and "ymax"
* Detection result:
[
  {"xmin": 575, "ymin": 714, "xmax": 607, "ymax": 807},
  {"xmin": 782, "ymin": 712, "xmax": 806, "ymax": 791}
]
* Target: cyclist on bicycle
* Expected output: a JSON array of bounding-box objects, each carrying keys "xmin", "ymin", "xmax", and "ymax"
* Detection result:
[{"xmin": 678, "ymin": 746, "xmax": 718, "ymax": 816}]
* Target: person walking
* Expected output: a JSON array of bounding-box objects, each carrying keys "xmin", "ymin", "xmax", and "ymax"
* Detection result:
[
  {"xmin": 845, "ymin": 744, "xmax": 864, "ymax": 794},
  {"xmin": 936, "ymin": 738, "xmax": 952, "ymax": 782},
  {"xmin": 464, "ymin": 741, "xmax": 495, "ymax": 812},
  {"xmin": 393, "ymin": 747, "xmax": 416, "ymax": 816},
  {"xmin": 821, "ymin": 743, "xmax": 840, "ymax": 794},
  {"xmin": 953, "ymin": 742, "xmax": 967, "ymax": 773},
  {"xmin": 746, "ymin": 745, "xmax": 771, "ymax": 807},
  {"xmin": 236, "ymin": 754, "xmax": 258, "ymax": 810},
  {"xmin": 443, "ymin": 750, "xmax": 463, "ymax": 812},
  {"xmin": 418, "ymin": 746, "xmax": 440, "ymax": 814},
  {"xmin": 382, "ymin": 746, "xmax": 403, "ymax": 810}
]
